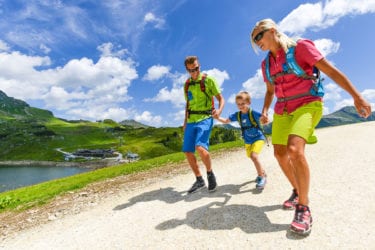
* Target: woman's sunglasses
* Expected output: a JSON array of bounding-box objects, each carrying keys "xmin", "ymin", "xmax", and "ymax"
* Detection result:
[{"xmin": 253, "ymin": 29, "xmax": 269, "ymax": 43}]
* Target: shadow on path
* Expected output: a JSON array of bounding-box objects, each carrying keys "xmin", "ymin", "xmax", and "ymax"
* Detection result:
[
  {"xmin": 156, "ymin": 201, "xmax": 288, "ymax": 234},
  {"xmin": 113, "ymin": 181, "xmax": 255, "ymax": 210}
]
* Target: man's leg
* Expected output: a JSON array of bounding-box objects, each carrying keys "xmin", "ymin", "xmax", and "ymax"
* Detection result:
[
  {"xmin": 185, "ymin": 152, "xmax": 201, "ymax": 177},
  {"xmin": 196, "ymin": 146, "xmax": 216, "ymax": 192},
  {"xmin": 196, "ymin": 146, "xmax": 211, "ymax": 172}
]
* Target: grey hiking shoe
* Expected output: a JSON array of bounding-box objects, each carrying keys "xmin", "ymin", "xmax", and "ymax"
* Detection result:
[
  {"xmin": 187, "ymin": 179, "xmax": 205, "ymax": 194},
  {"xmin": 207, "ymin": 172, "xmax": 217, "ymax": 192}
]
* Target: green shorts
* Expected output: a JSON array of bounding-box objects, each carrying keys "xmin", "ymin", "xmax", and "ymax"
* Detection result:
[{"xmin": 272, "ymin": 101, "xmax": 323, "ymax": 145}]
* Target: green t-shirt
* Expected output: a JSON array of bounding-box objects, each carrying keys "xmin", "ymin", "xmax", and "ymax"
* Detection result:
[{"xmin": 184, "ymin": 73, "xmax": 221, "ymax": 123}]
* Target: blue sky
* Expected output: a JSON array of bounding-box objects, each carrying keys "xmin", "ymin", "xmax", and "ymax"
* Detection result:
[{"xmin": 0, "ymin": 0, "xmax": 374, "ymax": 127}]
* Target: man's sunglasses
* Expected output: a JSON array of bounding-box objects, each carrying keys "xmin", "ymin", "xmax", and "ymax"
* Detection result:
[
  {"xmin": 187, "ymin": 66, "xmax": 199, "ymax": 73},
  {"xmin": 253, "ymin": 29, "xmax": 269, "ymax": 43}
]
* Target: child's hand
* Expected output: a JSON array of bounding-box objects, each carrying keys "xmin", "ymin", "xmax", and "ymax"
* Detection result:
[
  {"xmin": 212, "ymin": 108, "xmax": 220, "ymax": 119},
  {"xmin": 260, "ymin": 113, "xmax": 269, "ymax": 125}
]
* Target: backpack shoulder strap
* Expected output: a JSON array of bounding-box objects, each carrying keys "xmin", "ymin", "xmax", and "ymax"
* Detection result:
[
  {"xmin": 236, "ymin": 111, "xmax": 242, "ymax": 127},
  {"xmin": 184, "ymin": 78, "xmax": 190, "ymax": 97},
  {"xmin": 264, "ymin": 53, "xmax": 274, "ymax": 84},
  {"xmin": 248, "ymin": 109, "xmax": 258, "ymax": 128},
  {"xmin": 200, "ymin": 73, "xmax": 214, "ymax": 110},
  {"xmin": 200, "ymin": 73, "xmax": 207, "ymax": 92},
  {"xmin": 285, "ymin": 46, "xmax": 305, "ymax": 77}
]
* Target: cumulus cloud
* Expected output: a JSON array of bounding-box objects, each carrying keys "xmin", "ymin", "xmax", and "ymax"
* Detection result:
[
  {"xmin": 241, "ymin": 69, "xmax": 266, "ymax": 99},
  {"xmin": 97, "ymin": 43, "xmax": 128, "ymax": 58},
  {"xmin": 203, "ymin": 68, "xmax": 230, "ymax": 89},
  {"xmin": 145, "ymin": 68, "xmax": 229, "ymax": 108},
  {"xmin": 323, "ymin": 83, "xmax": 344, "ymax": 101},
  {"xmin": 0, "ymin": 40, "xmax": 10, "ymax": 51},
  {"xmin": 313, "ymin": 38, "xmax": 340, "ymax": 57},
  {"xmin": 279, "ymin": 0, "xmax": 375, "ymax": 35},
  {"xmin": 143, "ymin": 65, "xmax": 171, "ymax": 81},
  {"xmin": 0, "ymin": 44, "xmax": 139, "ymax": 122},
  {"xmin": 362, "ymin": 89, "xmax": 375, "ymax": 100},
  {"xmin": 135, "ymin": 111, "xmax": 162, "ymax": 126}
]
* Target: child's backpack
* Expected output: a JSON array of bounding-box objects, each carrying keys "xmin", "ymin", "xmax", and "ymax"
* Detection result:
[
  {"xmin": 236, "ymin": 109, "xmax": 259, "ymax": 131},
  {"xmin": 184, "ymin": 73, "xmax": 214, "ymax": 117},
  {"xmin": 236, "ymin": 109, "xmax": 269, "ymax": 146},
  {"xmin": 264, "ymin": 45, "xmax": 324, "ymax": 102}
]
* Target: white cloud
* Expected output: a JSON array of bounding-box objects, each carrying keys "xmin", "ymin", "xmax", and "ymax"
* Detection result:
[
  {"xmin": 0, "ymin": 40, "xmax": 10, "ymax": 51},
  {"xmin": 363, "ymin": 89, "xmax": 375, "ymax": 100},
  {"xmin": 144, "ymin": 12, "xmax": 166, "ymax": 29},
  {"xmin": 241, "ymin": 69, "xmax": 266, "ymax": 99},
  {"xmin": 313, "ymin": 39, "xmax": 340, "ymax": 57},
  {"xmin": 146, "ymin": 87, "xmax": 185, "ymax": 107},
  {"xmin": 172, "ymin": 109, "xmax": 186, "ymax": 124},
  {"xmin": 0, "ymin": 45, "xmax": 139, "ymax": 122},
  {"xmin": 39, "ymin": 44, "xmax": 51, "ymax": 54},
  {"xmin": 143, "ymin": 65, "xmax": 171, "ymax": 81},
  {"xmin": 333, "ymin": 98, "xmax": 355, "ymax": 111},
  {"xmin": 97, "ymin": 43, "xmax": 128, "ymax": 58},
  {"xmin": 279, "ymin": 0, "xmax": 375, "ymax": 35},
  {"xmin": 203, "ymin": 68, "xmax": 230, "ymax": 89},
  {"xmin": 146, "ymin": 68, "xmax": 229, "ymax": 108},
  {"xmin": 135, "ymin": 111, "xmax": 162, "ymax": 126},
  {"xmin": 227, "ymin": 93, "xmax": 236, "ymax": 104},
  {"xmin": 323, "ymin": 0, "xmax": 375, "ymax": 20},
  {"xmin": 43, "ymin": 86, "xmax": 88, "ymax": 110},
  {"xmin": 323, "ymin": 82, "xmax": 344, "ymax": 101},
  {"xmin": 279, "ymin": 2, "xmax": 324, "ymax": 35}
]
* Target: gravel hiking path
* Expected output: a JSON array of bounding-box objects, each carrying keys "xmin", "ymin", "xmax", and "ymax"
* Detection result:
[{"xmin": 1, "ymin": 121, "xmax": 375, "ymax": 249}]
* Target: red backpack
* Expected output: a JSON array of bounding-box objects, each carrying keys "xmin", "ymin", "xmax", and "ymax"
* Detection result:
[{"xmin": 184, "ymin": 73, "xmax": 214, "ymax": 117}]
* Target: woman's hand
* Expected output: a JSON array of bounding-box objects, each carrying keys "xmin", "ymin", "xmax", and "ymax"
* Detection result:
[{"xmin": 260, "ymin": 112, "xmax": 269, "ymax": 125}]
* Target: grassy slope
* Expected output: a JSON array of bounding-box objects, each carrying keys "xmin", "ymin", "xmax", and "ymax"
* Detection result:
[{"xmin": 0, "ymin": 117, "xmax": 185, "ymax": 161}]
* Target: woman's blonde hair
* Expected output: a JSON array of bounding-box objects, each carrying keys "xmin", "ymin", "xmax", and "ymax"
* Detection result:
[{"xmin": 250, "ymin": 18, "xmax": 296, "ymax": 54}]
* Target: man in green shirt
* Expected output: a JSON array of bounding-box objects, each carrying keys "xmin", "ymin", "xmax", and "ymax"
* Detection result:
[{"xmin": 183, "ymin": 56, "xmax": 225, "ymax": 194}]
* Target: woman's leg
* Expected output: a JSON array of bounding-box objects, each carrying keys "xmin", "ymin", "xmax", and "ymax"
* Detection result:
[
  {"xmin": 273, "ymin": 144, "xmax": 298, "ymax": 191},
  {"xmin": 287, "ymin": 135, "xmax": 310, "ymax": 206}
]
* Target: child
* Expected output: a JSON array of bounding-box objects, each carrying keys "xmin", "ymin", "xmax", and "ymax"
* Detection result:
[{"xmin": 215, "ymin": 91, "xmax": 267, "ymax": 190}]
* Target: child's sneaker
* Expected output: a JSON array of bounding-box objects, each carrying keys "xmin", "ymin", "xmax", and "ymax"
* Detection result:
[
  {"xmin": 283, "ymin": 189, "xmax": 299, "ymax": 210},
  {"xmin": 187, "ymin": 179, "xmax": 205, "ymax": 194},
  {"xmin": 290, "ymin": 204, "xmax": 313, "ymax": 235},
  {"xmin": 255, "ymin": 175, "xmax": 267, "ymax": 190}
]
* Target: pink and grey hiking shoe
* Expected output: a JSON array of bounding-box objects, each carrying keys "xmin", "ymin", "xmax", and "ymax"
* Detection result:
[
  {"xmin": 283, "ymin": 189, "xmax": 299, "ymax": 210},
  {"xmin": 290, "ymin": 204, "xmax": 313, "ymax": 236}
]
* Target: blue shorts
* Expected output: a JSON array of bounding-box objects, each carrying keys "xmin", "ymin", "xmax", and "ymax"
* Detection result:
[{"xmin": 182, "ymin": 118, "xmax": 213, "ymax": 153}]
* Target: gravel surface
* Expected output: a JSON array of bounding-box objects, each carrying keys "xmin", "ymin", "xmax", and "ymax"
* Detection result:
[{"xmin": 1, "ymin": 121, "xmax": 375, "ymax": 249}]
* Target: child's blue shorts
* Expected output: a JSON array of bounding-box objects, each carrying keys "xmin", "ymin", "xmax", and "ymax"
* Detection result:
[{"xmin": 182, "ymin": 117, "xmax": 213, "ymax": 153}]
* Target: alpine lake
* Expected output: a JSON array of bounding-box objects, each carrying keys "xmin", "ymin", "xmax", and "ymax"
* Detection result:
[{"xmin": 0, "ymin": 164, "xmax": 91, "ymax": 193}]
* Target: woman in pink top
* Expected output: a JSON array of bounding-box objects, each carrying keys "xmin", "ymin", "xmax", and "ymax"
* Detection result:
[{"xmin": 250, "ymin": 18, "xmax": 371, "ymax": 236}]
